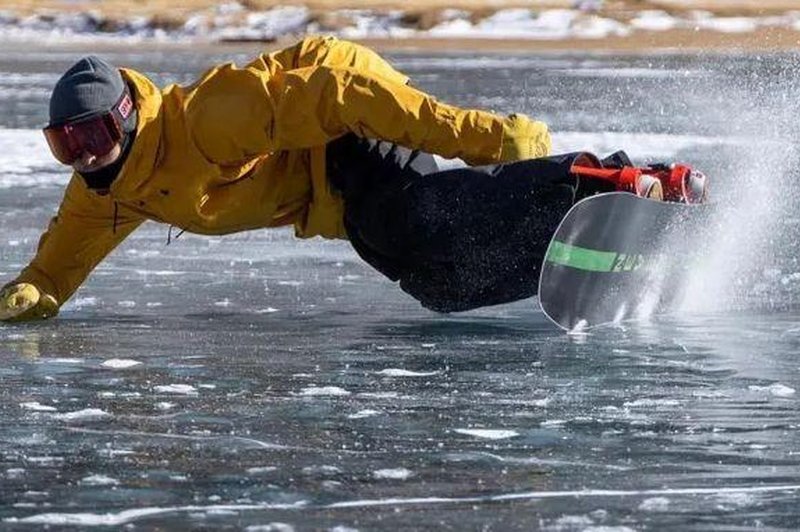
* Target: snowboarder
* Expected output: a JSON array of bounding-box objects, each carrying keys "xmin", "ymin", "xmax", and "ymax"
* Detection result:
[{"xmin": 0, "ymin": 36, "xmax": 662, "ymax": 322}]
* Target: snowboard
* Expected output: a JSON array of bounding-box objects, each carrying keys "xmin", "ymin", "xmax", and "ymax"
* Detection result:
[{"xmin": 538, "ymin": 192, "xmax": 712, "ymax": 331}]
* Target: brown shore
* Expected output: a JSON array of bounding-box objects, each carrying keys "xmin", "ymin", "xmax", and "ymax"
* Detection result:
[
  {"xmin": 1, "ymin": 0, "xmax": 799, "ymax": 54},
  {"xmin": 4, "ymin": 28, "xmax": 799, "ymax": 56},
  {"xmin": 359, "ymin": 28, "xmax": 800, "ymax": 54},
  {"xmin": 5, "ymin": 0, "xmax": 800, "ymax": 17}
]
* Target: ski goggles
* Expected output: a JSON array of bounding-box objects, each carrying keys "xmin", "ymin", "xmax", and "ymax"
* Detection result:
[{"xmin": 43, "ymin": 90, "xmax": 134, "ymax": 165}]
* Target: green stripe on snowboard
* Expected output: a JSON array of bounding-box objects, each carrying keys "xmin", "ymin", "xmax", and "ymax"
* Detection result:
[
  {"xmin": 546, "ymin": 241, "xmax": 654, "ymax": 273},
  {"xmin": 546, "ymin": 241, "xmax": 618, "ymax": 272}
]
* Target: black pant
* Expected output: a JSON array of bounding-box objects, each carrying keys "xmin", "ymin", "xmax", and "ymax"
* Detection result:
[{"xmin": 326, "ymin": 134, "xmax": 581, "ymax": 312}]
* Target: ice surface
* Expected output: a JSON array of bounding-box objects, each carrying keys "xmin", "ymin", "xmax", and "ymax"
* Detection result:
[{"xmin": 2, "ymin": 49, "xmax": 800, "ymax": 531}]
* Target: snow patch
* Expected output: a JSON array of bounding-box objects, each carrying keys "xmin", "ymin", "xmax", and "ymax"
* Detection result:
[
  {"xmin": 639, "ymin": 497, "xmax": 670, "ymax": 511},
  {"xmin": 301, "ymin": 465, "xmax": 342, "ymax": 476},
  {"xmin": 245, "ymin": 524, "xmax": 295, "ymax": 532},
  {"xmin": 373, "ymin": 468, "xmax": 413, "ymax": 480},
  {"xmin": 5, "ymin": 468, "xmax": 26, "ymax": 479},
  {"xmin": 0, "ymin": 129, "xmax": 63, "ymax": 181},
  {"xmin": 357, "ymin": 391, "xmax": 399, "ymax": 399},
  {"xmin": 3, "ymin": 502, "xmax": 307, "ymax": 527},
  {"xmin": 154, "ymin": 384, "xmax": 198, "ymax": 395},
  {"xmin": 101, "ymin": 359, "xmax": 142, "ymax": 369},
  {"xmin": 246, "ymin": 466, "xmax": 278, "ymax": 475},
  {"xmin": 623, "ymin": 398, "xmax": 681, "ymax": 408},
  {"xmin": 50, "ymin": 409, "xmax": 111, "ymax": 421},
  {"xmin": 296, "ymin": 386, "xmax": 351, "ymax": 397},
  {"xmin": 694, "ymin": 14, "xmax": 759, "ymax": 33},
  {"xmin": 20, "ymin": 402, "xmax": 57, "ymax": 412},
  {"xmin": 235, "ymin": 6, "xmax": 309, "ymax": 41},
  {"xmin": 630, "ymin": 10, "xmax": 679, "ymax": 32},
  {"xmin": 347, "ymin": 409, "xmax": 381, "ymax": 419},
  {"xmin": 453, "ymin": 428, "xmax": 519, "ymax": 440},
  {"xmin": 375, "ymin": 369, "xmax": 439, "ymax": 377},
  {"xmin": 80, "ymin": 475, "xmax": 120, "ymax": 486},
  {"xmin": 65, "ymin": 297, "xmax": 99, "ymax": 310},
  {"xmin": 748, "ymin": 383, "xmax": 796, "ymax": 397}
]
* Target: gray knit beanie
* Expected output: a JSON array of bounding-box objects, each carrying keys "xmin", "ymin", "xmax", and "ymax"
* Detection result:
[{"xmin": 48, "ymin": 55, "xmax": 137, "ymax": 132}]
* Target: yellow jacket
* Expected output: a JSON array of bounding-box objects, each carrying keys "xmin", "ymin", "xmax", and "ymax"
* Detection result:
[{"xmin": 13, "ymin": 36, "xmax": 548, "ymax": 309}]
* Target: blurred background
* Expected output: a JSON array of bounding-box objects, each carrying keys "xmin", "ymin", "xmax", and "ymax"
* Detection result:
[{"xmin": 0, "ymin": 0, "xmax": 799, "ymax": 50}]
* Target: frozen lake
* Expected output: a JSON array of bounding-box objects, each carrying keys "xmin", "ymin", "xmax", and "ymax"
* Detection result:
[{"xmin": 1, "ymin": 44, "xmax": 800, "ymax": 529}]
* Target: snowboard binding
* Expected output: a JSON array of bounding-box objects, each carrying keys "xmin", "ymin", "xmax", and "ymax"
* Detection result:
[{"xmin": 570, "ymin": 151, "xmax": 708, "ymax": 204}]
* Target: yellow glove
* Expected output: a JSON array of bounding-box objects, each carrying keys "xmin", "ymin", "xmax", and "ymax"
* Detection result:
[
  {"xmin": 0, "ymin": 283, "xmax": 59, "ymax": 323},
  {"xmin": 499, "ymin": 113, "xmax": 552, "ymax": 162}
]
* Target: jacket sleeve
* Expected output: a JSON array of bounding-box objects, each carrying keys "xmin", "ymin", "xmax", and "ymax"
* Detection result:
[
  {"xmin": 272, "ymin": 65, "xmax": 504, "ymax": 164},
  {"xmin": 185, "ymin": 40, "xmax": 505, "ymax": 166},
  {"xmin": 250, "ymin": 35, "xmax": 411, "ymax": 87},
  {"xmin": 10, "ymin": 174, "xmax": 145, "ymax": 306}
]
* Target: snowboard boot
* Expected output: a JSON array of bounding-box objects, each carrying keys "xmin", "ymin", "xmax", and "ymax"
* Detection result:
[
  {"xmin": 571, "ymin": 165, "xmax": 664, "ymax": 201},
  {"xmin": 647, "ymin": 163, "xmax": 708, "ymax": 204},
  {"xmin": 634, "ymin": 173, "xmax": 664, "ymax": 200}
]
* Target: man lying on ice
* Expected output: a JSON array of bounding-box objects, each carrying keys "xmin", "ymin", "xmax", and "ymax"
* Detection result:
[{"xmin": 0, "ymin": 36, "xmax": 669, "ymax": 322}]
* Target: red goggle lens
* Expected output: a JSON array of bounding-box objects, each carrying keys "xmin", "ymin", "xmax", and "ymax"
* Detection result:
[{"xmin": 43, "ymin": 113, "xmax": 123, "ymax": 165}]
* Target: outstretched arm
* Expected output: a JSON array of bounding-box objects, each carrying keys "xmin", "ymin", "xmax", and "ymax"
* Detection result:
[
  {"xmin": 1, "ymin": 175, "xmax": 144, "ymax": 322},
  {"xmin": 185, "ymin": 37, "xmax": 550, "ymax": 167}
]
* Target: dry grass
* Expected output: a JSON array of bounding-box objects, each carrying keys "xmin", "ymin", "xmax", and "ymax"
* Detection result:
[
  {"xmin": 1, "ymin": 0, "xmax": 798, "ymax": 18},
  {"xmin": 357, "ymin": 26, "xmax": 800, "ymax": 53},
  {"xmin": 0, "ymin": 0, "xmax": 570, "ymax": 18},
  {"xmin": 1, "ymin": 0, "xmax": 798, "ymax": 53}
]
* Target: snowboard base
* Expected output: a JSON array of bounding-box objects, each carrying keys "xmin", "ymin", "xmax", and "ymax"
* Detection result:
[{"xmin": 538, "ymin": 192, "xmax": 712, "ymax": 331}]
